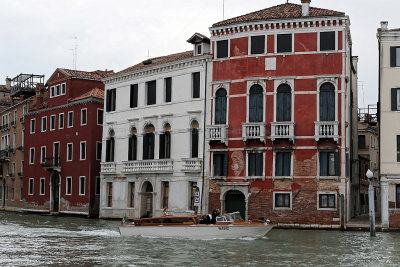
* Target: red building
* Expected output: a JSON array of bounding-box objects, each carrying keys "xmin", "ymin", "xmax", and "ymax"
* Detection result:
[
  {"xmin": 206, "ymin": 1, "xmax": 359, "ymax": 227},
  {"xmin": 23, "ymin": 68, "xmax": 113, "ymax": 217}
]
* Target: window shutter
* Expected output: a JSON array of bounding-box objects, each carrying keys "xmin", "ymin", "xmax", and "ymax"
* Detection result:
[
  {"xmin": 106, "ymin": 139, "xmax": 111, "ymax": 162},
  {"xmin": 192, "ymin": 72, "xmax": 200, "ymax": 98},
  {"xmin": 111, "ymin": 89, "xmax": 116, "ymax": 111},
  {"xmin": 110, "ymin": 138, "xmax": 115, "ymax": 162},
  {"xmin": 327, "ymin": 90, "xmax": 335, "ymax": 121},
  {"xmin": 106, "ymin": 90, "xmax": 111, "ymax": 112},
  {"xmin": 392, "ymin": 88, "xmax": 398, "ymax": 111},
  {"xmin": 256, "ymin": 92, "xmax": 263, "ymax": 122},
  {"xmin": 334, "ymin": 152, "xmax": 340, "ymax": 176},
  {"xmin": 130, "ymin": 84, "xmax": 138, "ymax": 108},
  {"xmin": 284, "ymin": 91, "xmax": 291, "ymax": 121},
  {"xmin": 251, "ymin": 35, "xmax": 265, "ymax": 55},
  {"xmin": 283, "ymin": 152, "xmax": 291, "ymax": 176},
  {"xmin": 320, "ymin": 152, "xmax": 328, "ymax": 176},
  {"xmin": 147, "ymin": 81, "xmax": 156, "ymax": 105},
  {"xmin": 191, "ymin": 129, "xmax": 199, "ymax": 158},
  {"xmin": 391, "ymin": 47, "xmax": 397, "ymax": 67},
  {"xmin": 165, "ymin": 132, "xmax": 171, "ymax": 159},
  {"xmin": 159, "ymin": 134, "xmax": 165, "ymax": 159},
  {"xmin": 256, "ymin": 153, "xmax": 263, "ymax": 176},
  {"xmin": 128, "ymin": 137, "xmax": 133, "ymax": 161},
  {"xmin": 249, "ymin": 93, "xmax": 257, "ymax": 122},
  {"xmin": 277, "ymin": 92, "xmax": 284, "ymax": 122},
  {"xmin": 143, "ymin": 134, "xmax": 149, "ymax": 160},
  {"xmin": 217, "ymin": 40, "xmax": 228, "ymax": 59},
  {"xmin": 149, "ymin": 133, "xmax": 155, "ymax": 160},
  {"xmin": 248, "ymin": 153, "xmax": 255, "ymax": 176},
  {"xmin": 223, "ymin": 153, "xmax": 229, "ymax": 177},
  {"xmin": 275, "ymin": 153, "xmax": 282, "ymax": 176},
  {"xmin": 165, "ymin": 78, "xmax": 172, "ymax": 102},
  {"xmin": 213, "ymin": 154, "xmax": 221, "ymax": 176}
]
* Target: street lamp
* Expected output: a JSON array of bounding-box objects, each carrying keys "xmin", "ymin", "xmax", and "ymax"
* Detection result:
[{"xmin": 366, "ymin": 169, "xmax": 376, "ymax": 237}]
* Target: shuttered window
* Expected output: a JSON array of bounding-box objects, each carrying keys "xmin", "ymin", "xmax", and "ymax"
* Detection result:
[
  {"xmin": 159, "ymin": 132, "xmax": 171, "ymax": 159},
  {"xmin": 319, "ymin": 152, "xmax": 340, "ymax": 176},
  {"xmin": 165, "ymin": 77, "xmax": 172, "ymax": 103},
  {"xmin": 320, "ymin": 31, "xmax": 336, "ymax": 51},
  {"xmin": 192, "ymin": 72, "xmax": 200, "ymax": 99},
  {"xmin": 217, "ymin": 40, "xmax": 228, "ymax": 58},
  {"xmin": 130, "ymin": 84, "xmax": 138, "ymax": 108},
  {"xmin": 390, "ymin": 46, "xmax": 400, "ymax": 67},
  {"xmin": 105, "ymin": 138, "xmax": 115, "ymax": 162},
  {"xmin": 146, "ymin": 81, "xmax": 156, "ymax": 105},
  {"xmin": 276, "ymin": 84, "xmax": 291, "ymax": 122},
  {"xmin": 397, "ymin": 135, "xmax": 400, "ymax": 162},
  {"xmin": 391, "ymin": 88, "xmax": 400, "ymax": 111},
  {"xmin": 143, "ymin": 133, "xmax": 155, "ymax": 160},
  {"xmin": 248, "ymin": 153, "xmax": 263, "ymax": 177},
  {"xmin": 128, "ymin": 135, "xmax": 137, "ymax": 161},
  {"xmin": 251, "ymin": 35, "xmax": 265, "ymax": 55},
  {"xmin": 213, "ymin": 153, "xmax": 228, "ymax": 177},
  {"xmin": 106, "ymin": 89, "xmax": 116, "ymax": 112},
  {"xmin": 277, "ymin": 34, "xmax": 292, "ymax": 53},
  {"xmin": 191, "ymin": 128, "xmax": 199, "ymax": 158},
  {"xmin": 275, "ymin": 152, "xmax": 291, "ymax": 176},
  {"xmin": 249, "ymin": 85, "xmax": 263, "ymax": 122},
  {"xmin": 215, "ymin": 88, "xmax": 227, "ymax": 124},
  {"xmin": 320, "ymin": 82, "xmax": 335, "ymax": 121}
]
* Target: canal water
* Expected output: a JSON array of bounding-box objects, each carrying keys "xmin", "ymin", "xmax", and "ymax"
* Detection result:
[{"xmin": 0, "ymin": 211, "xmax": 399, "ymax": 266}]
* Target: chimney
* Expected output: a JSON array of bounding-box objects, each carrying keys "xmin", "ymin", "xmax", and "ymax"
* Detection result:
[
  {"xmin": 5, "ymin": 77, "xmax": 11, "ymax": 90},
  {"xmin": 380, "ymin": 21, "xmax": 388, "ymax": 31},
  {"xmin": 301, "ymin": 0, "xmax": 311, "ymax": 17}
]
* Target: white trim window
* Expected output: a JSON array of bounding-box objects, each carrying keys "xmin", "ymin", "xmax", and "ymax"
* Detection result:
[
  {"xmin": 79, "ymin": 176, "xmax": 86, "ymax": 196},
  {"xmin": 50, "ymin": 115, "xmax": 56, "ymax": 131},
  {"xmin": 66, "ymin": 177, "xmax": 72, "ymax": 195},
  {"xmin": 273, "ymin": 192, "xmax": 292, "ymax": 210},
  {"xmin": 28, "ymin": 178, "xmax": 34, "ymax": 195},
  {"xmin": 29, "ymin": 147, "xmax": 35, "ymax": 164},
  {"xmin": 56, "ymin": 84, "xmax": 61, "ymax": 96},
  {"xmin": 41, "ymin": 116, "xmax": 47, "ymax": 132},
  {"xmin": 249, "ymin": 35, "xmax": 266, "ymax": 55},
  {"xmin": 40, "ymin": 146, "xmax": 46, "ymax": 164},
  {"xmin": 276, "ymin": 33, "xmax": 293, "ymax": 53},
  {"xmin": 40, "ymin": 178, "xmax": 45, "ymax": 195},
  {"xmin": 61, "ymin": 83, "xmax": 66, "ymax": 95},
  {"xmin": 246, "ymin": 151, "xmax": 264, "ymax": 178},
  {"xmin": 81, "ymin": 108, "xmax": 87, "ymax": 126},
  {"xmin": 67, "ymin": 111, "xmax": 74, "ymax": 128},
  {"xmin": 96, "ymin": 141, "xmax": 102, "ymax": 161},
  {"xmin": 318, "ymin": 192, "xmax": 337, "ymax": 210},
  {"xmin": 319, "ymin": 31, "xmax": 337, "ymax": 52},
  {"xmin": 216, "ymin": 39, "xmax": 229, "ymax": 59},
  {"xmin": 80, "ymin": 141, "xmax": 86, "ymax": 160},
  {"xmin": 30, "ymin": 119, "xmax": 36, "ymax": 134},
  {"xmin": 273, "ymin": 151, "xmax": 292, "ymax": 178},
  {"xmin": 50, "ymin": 86, "xmax": 55, "ymax": 98},
  {"xmin": 67, "ymin": 143, "xmax": 73, "ymax": 162},
  {"xmin": 59, "ymin": 113, "xmax": 64, "ymax": 129},
  {"xmin": 97, "ymin": 109, "xmax": 103, "ymax": 126}
]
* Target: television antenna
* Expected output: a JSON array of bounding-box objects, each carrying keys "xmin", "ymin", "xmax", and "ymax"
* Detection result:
[{"xmin": 70, "ymin": 36, "xmax": 78, "ymax": 70}]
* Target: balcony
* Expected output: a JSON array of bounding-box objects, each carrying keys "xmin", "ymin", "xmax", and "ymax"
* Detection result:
[
  {"xmin": 101, "ymin": 162, "xmax": 117, "ymax": 174},
  {"xmin": 242, "ymin": 123, "xmax": 266, "ymax": 143},
  {"xmin": 122, "ymin": 159, "xmax": 174, "ymax": 174},
  {"xmin": 271, "ymin": 122, "xmax": 295, "ymax": 143},
  {"xmin": 315, "ymin": 121, "xmax": 339, "ymax": 143},
  {"xmin": 40, "ymin": 157, "xmax": 61, "ymax": 172},
  {"xmin": 10, "ymin": 73, "xmax": 44, "ymax": 97},
  {"xmin": 0, "ymin": 149, "xmax": 10, "ymax": 161},
  {"xmin": 207, "ymin": 125, "xmax": 228, "ymax": 145},
  {"xmin": 182, "ymin": 158, "xmax": 202, "ymax": 172}
]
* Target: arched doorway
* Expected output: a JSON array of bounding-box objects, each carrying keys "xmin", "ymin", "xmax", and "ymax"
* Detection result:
[
  {"xmin": 225, "ymin": 190, "xmax": 246, "ymax": 220},
  {"xmin": 51, "ymin": 173, "xmax": 60, "ymax": 212},
  {"xmin": 141, "ymin": 181, "xmax": 153, "ymax": 218}
]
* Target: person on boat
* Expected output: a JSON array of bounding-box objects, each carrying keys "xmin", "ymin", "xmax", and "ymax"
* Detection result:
[
  {"xmin": 199, "ymin": 214, "xmax": 212, "ymax": 224},
  {"xmin": 210, "ymin": 209, "xmax": 220, "ymax": 224},
  {"xmin": 163, "ymin": 208, "xmax": 170, "ymax": 216}
]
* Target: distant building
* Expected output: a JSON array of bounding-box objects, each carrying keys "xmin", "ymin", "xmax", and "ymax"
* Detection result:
[
  {"xmin": 206, "ymin": 0, "xmax": 359, "ymax": 227},
  {"xmin": 23, "ymin": 69, "xmax": 113, "ymax": 217}
]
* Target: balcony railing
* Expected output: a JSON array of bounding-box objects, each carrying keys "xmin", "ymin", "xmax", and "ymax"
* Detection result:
[
  {"xmin": 101, "ymin": 162, "xmax": 117, "ymax": 174},
  {"xmin": 0, "ymin": 148, "xmax": 10, "ymax": 161},
  {"xmin": 242, "ymin": 123, "xmax": 266, "ymax": 143},
  {"xmin": 40, "ymin": 157, "xmax": 61, "ymax": 172},
  {"xmin": 122, "ymin": 159, "xmax": 174, "ymax": 173},
  {"xmin": 315, "ymin": 121, "xmax": 339, "ymax": 143},
  {"xmin": 182, "ymin": 158, "xmax": 202, "ymax": 172},
  {"xmin": 271, "ymin": 122, "xmax": 295, "ymax": 143},
  {"xmin": 207, "ymin": 125, "xmax": 228, "ymax": 145}
]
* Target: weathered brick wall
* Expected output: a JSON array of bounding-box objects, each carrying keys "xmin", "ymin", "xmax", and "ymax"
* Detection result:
[{"xmin": 389, "ymin": 211, "xmax": 400, "ymax": 228}]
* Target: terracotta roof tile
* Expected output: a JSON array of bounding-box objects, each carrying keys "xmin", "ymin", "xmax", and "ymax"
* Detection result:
[
  {"xmin": 72, "ymin": 87, "xmax": 104, "ymax": 101},
  {"xmin": 115, "ymin": 50, "xmax": 194, "ymax": 76},
  {"xmin": 212, "ymin": 3, "xmax": 345, "ymax": 27},
  {"xmin": 60, "ymin": 69, "xmax": 115, "ymax": 80}
]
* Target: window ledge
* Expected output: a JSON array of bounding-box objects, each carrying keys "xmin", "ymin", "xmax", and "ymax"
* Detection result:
[
  {"xmin": 209, "ymin": 176, "xmax": 227, "ymax": 180},
  {"xmin": 317, "ymin": 208, "xmax": 337, "ymax": 211},
  {"xmin": 244, "ymin": 176, "xmax": 265, "ymax": 181},
  {"xmin": 272, "ymin": 176, "xmax": 293, "ymax": 180},
  {"xmin": 318, "ymin": 176, "xmax": 340, "ymax": 180},
  {"xmin": 274, "ymin": 207, "xmax": 292, "ymax": 211}
]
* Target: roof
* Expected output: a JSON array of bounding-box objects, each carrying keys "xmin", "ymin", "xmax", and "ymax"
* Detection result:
[
  {"xmin": 115, "ymin": 50, "xmax": 195, "ymax": 76},
  {"xmin": 212, "ymin": 3, "xmax": 345, "ymax": 27},
  {"xmin": 187, "ymin": 33, "xmax": 210, "ymax": 44},
  {"xmin": 58, "ymin": 68, "xmax": 115, "ymax": 80},
  {"xmin": 0, "ymin": 85, "xmax": 7, "ymax": 92},
  {"xmin": 72, "ymin": 87, "xmax": 104, "ymax": 101}
]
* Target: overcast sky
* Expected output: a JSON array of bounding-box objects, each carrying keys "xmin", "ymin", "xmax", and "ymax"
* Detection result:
[{"xmin": 0, "ymin": 0, "xmax": 398, "ymax": 108}]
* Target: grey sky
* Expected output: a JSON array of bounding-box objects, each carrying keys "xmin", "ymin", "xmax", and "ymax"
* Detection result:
[{"xmin": 0, "ymin": 0, "xmax": 398, "ymax": 109}]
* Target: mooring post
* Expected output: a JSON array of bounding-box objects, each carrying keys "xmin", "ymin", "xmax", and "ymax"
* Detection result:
[{"xmin": 366, "ymin": 169, "xmax": 376, "ymax": 237}]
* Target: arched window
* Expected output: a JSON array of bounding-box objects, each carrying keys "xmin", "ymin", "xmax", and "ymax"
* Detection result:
[
  {"xmin": 128, "ymin": 128, "xmax": 137, "ymax": 161},
  {"xmin": 319, "ymin": 82, "xmax": 335, "ymax": 121},
  {"xmin": 215, "ymin": 88, "xmax": 227, "ymax": 124},
  {"xmin": 276, "ymin": 84, "xmax": 292, "ymax": 122},
  {"xmin": 191, "ymin": 120, "xmax": 199, "ymax": 158},
  {"xmin": 106, "ymin": 137, "xmax": 115, "ymax": 162},
  {"xmin": 159, "ymin": 123, "xmax": 171, "ymax": 159},
  {"xmin": 249, "ymin": 84, "xmax": 263, "ymax": 122},
  {"xmin": 143, "ymin": 124, "xmax": 155, "ymax": 160}
]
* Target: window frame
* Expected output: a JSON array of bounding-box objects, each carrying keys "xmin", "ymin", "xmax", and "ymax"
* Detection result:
[
  {"xmin": 80, "ymin": 141, "xmax": 86, "ymax": 161},
  {"xmin": 28, "ymin": 178, "xmax": 34, "ymax": 195},
  {"xmin": 97, "ymin": 109, "xmax": 104, "ymax": 126},
  {"xmin": 246, "ymin": 151, "xmax": 264, "ymax": 178},
  {"xmin": 40, "ymin": 178, "xmax": 45, "ymax": 195},
  {"xmin": 319, "ymin": 31, "xmax": 336, "ymax": 52},
  {"xmin": 273, "ymin": 192, "xmax": 292, "ymax": 210},
  {"xmin": 276, "ymin": 33, "xmax": 293, "ymax": 53},
  {"xmin": 67, "ymin": 143, "xmax": 73, "ymax": 162},
  {"xmin": 30, "ymin": 119, "xmax": 36, "ymax": 134},
  {"xmin": 250, "ymin": 35, "xmax": 266, "ymax": 55},
  {"xmin": 79, "ymin": 176, "xmax": 86, "ymax": 196},
  {"xmin": 318, "ymin": 151, "xmax": 340, "ymax": 178},
  {"xmin": 40, "ymin": 146, "xmax": 46, "ymax": 164},
  {"xmin": 96, "ymin": 141, "xmax": 102, "ymax": 161},
  {"xmin": 29, "ymin": 147, "xmax": 35, "ymax": 164},
  {"xmin": 80, "ymin": 108, "xmax": 87, "ymax": 126},
  {"xmin": 50, "ymin": 115, "xmax": 56, "ymax": 131},
  {"xmin": 66, "ymin": 177, "xmax": 72, "ymax": 195},
  {"xmin": 67, "ymin": 111, "xmax": 74, "ymax": 128},
  {"xmin": 41, "ymin": 116, "xmax": 47, "ymax": 132},
  {"xmin": 318, "ymin": 192, "xmax": 337, "ymax": 210},
  {"xmin": 212, "ymin": 152, "xmax": 228, "ymax": 177},
  {"xmin": 273, "ymin": 151, "xmax": 293, "ymax": 178},
  {"xmin": 216, "ymin": 39, "xmax": 229, "ymax": 59},
  {"xmin": 146, "ymin": 80, "xmax": 157, "ymax": 106},
  {"xmin": 61, "ymin": 83, "xmax": 66, "ymax": 95},
  {"xmin": 192, "ymin": 72, "xmax": 200, "ymax": 99},
  {"xmin": 59, "ymin": 113, "xmax": 64, "ymax": 129}
]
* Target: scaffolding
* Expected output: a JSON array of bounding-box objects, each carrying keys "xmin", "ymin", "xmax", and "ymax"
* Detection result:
[
  {"xmin": 10, "ymin": 74, "xmax": 44, "ymax": 97},
  {"xmin": 358, "ymin": 104, "xmax": 377, "ymax": 125}
]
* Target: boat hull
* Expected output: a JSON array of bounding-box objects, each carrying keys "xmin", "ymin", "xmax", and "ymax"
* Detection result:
[{"xmin": 119, "ymin": 224, "xmax": 273, "ymax": 239}]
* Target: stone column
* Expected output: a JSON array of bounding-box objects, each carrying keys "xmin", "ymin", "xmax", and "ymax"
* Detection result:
[{"xmin": 381, "ymin": 178, "xmax": 389, "ymax": 228}]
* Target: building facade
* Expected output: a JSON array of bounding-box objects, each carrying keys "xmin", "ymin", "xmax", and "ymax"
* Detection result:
[
  {"xmin": 206, "ymin": 0, "xmax": 358, "ymax": 227},
  {"xmin": 23, "ymin": 69, "xmax": 112, "ymax": 217},
  {"xmin": 100, "ymin": 34, "xmax": 212, "ymax": 219},
  {"xmin": 377, "ymin": 22, "xmax": 400, "ymax": 228}
]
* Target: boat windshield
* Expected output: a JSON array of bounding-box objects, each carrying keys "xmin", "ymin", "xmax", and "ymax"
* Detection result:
[{"xmin": 216, "ymin": 214, "xmax": 234, "ymax": 223}]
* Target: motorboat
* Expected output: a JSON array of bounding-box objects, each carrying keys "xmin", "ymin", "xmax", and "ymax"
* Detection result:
[{"xmin": 119, "ymin": 212, "xmax": 273, "ymax": 239}]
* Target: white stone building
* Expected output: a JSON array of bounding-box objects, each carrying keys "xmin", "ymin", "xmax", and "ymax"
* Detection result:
[{"xmin": 99, "ymin": 34, "xmax": 212, "ymax": 219}]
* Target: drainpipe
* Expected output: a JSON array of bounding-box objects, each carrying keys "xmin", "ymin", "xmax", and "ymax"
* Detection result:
[{"xmin": 200, "ymin": 58, "xmax": 208, "ymax": 215}]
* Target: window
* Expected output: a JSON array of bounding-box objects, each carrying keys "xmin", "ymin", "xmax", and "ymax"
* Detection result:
[
  {"xmin": 66, "ymin": 177, "xmax": 72, "ymax": 195},
  {"xmin": 20, "ymin": 188, "xmax": 23, "ymax": 201},
  {"xmin": 12, "ymin": 132, "xmax": 16, "ymax": 149},
  {"xmin": 97, "ymin": 109, "xmax": 104, "ymax": 125},
  {"xmin": 320, "ymin": 83, "xmax": 335, "ymax": 121},
  {"xmin": 129, "ymin": 182, "xmax": 135, "ymax": 208},
  {"xmin": 319, "ymin": 193, "xmax": 336, "ymax": 209},
  {"xmin": 165, "ymin": 77, "xmax": 172, "ymax": 103},
  {"xmin": 128, "ymin": 135, "xmax": 137, "ymax": 161},
  {"xmin": 67, "ymin": 143, "xmax": 73, "ymax": 161},
  {"xmin": 95, "ymin": 177, "xmax": 100, "ymax": 195},
  {"xmin": 249, "ymin": 84, "xmax": 263, "ymax": 122},
  {"xmin": 277, "ymin": 34, "xmax": 292, "ymax": 53},
  {"xmin": 56, "ymin": 85, "xmax": 61, "ymax": 96},
  {"xmin": 28, "ymin": 178, "xmax": 34, "ymax": 195},
  {"xmin": 251, "ymin": 35, "xmax": 265, "ymax": 55},
  {"xmin": 41, "ymin": 117, "xmax": 47, "ymax": 132},
  {"xmin": 143, "ymin": 125, "xmax": 155, "ymax": 160},
  {"xmin": 21, "ymin": 160, "xmax": 24, "ymax": 176},
  {"xmin": 320, "ymin": 31, "xmax": 335, "ymax": 51},
  {"xmin": 274, "ymin": 193, "xmax": 291, "ymax": 209},
  {"xmin": 213, "ymin": 152, "xmax": 228, "ymax": 177},
  {"xmin": 50, "ymin": 115, "xmax": 56, "ymax": 131},
  {"xmin": 159, "ymin": 130, "xmax": 171, "ymax": 159},
  {"xmin": 248, "ymin": 152, "xmax": 263, "ymax": 177},
  {"xmin": 4, "ymin": 186, "xmax": 7, "ymax": 200},
  {"xmin": 390, "ymin": 46, "xmax": 400, "ymax": 67},
  {"xmin": 217, "ymin": 40, "xmax": 228, "ymax": 59},
  {"xmin": 40, "ymin": 146, "xmax": 46, "ymax": 164},
  {"xmin": 29, "ymin": 148, "xmax": 35, "ymax": 164},
  {"xmin": 397, "ymin": 135, "xmax": 400, "ymax": 162},
  {"xmin": 81, "ymin": 109, "xmax": 87, "ymax": 125},
  {"xmin": 80, "ymin": 141, "xmax": 86, "ymax": 160},
  {"xmin": 130, "ymin": 84, "xmax": 138, "ymax": 108},
  {"xmin": 192, "ymin": 72, "xmax": 200, "ymax": 99},
  {"xmin": 40, "ymin": 178, "xmax": 45, "ymax": 195},
  {"xmin": 391, "ymin": 88, "xmax": 400, "ymax": 111},
  {"xmin": 191, "ymin": 121, "xmax": 199, "ymax": 158},
  {"xmin": 96, "ymin": 142, "xmax": 102, "ymax": 161},
  {"xmin": 107, "ymin": 182, "xmax": 113, "ymax": 207},
  {"xmin": 320, "ymin": 152, "xmax": 340, "ymax": 176},
  {"xmin": 30, "ymin": 119, "xmax": 36, "ymax": 134},
  {"xmin": 358, "ymin": 135, "xmax": 366, "ymax": 149},
  {"xmin": 276, "ymin": 84, "xmax": 292, "ymax": 122},
  {"xmin": 215, "ymin": 88, "xmax": 227, "ymax": 124},
  {"xmin": 13, "ymin": 110, "xmax": 17, "ymax": 124},
  {"xmin": 11, "ymin": 188, "xmax": 14, "ymax": 201},
  {"xmin": 196, "ymin": 44, "xmax": 202, "ymax": 55},
  {"xmin": 275, "ymin": 152, "xmax": 291, "ymax": 176},
  {"xmin": 59, "ymin": 113, "xmax": 64, "ymax": 129},
  {"xmin": 146, "ymin": 80, "xmax": 156, "ymax": 105},
  {"xmin": 105, "ymin": 138, "xmax": 115, "ymax": 162},
  {"xmin": 61, "ymin": 83, "xmax": 66, "ymax": 95},
  {"xmin": 50, "ymin": 86, "xmax": 55, "ymax": 98},
  {"xmin": 79, "ymin": 176, "xmax": 85, "ymax": 195},
  {"xmin": 11, "ymin": 162, "xmax": 15, "ymax": 177},
  {"xmin": 189, "ymin": 182, "xmax": 197, "ymax": 210},
  {"xmin": 106, "ymin": 88, "xmax": 116, "ymax": 112},
  {"xmin": 161, "ymin": 181, "xmax": 169, "ymax": 209},
  {"xmin": 68, "ymin": 111, "xmax": 73, "ymax": 128}
]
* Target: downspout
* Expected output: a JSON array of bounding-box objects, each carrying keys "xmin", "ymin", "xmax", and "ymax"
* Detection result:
[
  {"xmin": 200, "ymin": 58, "xmax": 208, "ymax": 215},
  {"xmin": 377, "ymin": 34, "xmax": 381, "ymax": 181}
]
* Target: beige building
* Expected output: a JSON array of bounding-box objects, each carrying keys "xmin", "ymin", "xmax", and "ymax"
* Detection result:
[{"xmin": 377, "ymin": 22, "xmax": 400, "ymax": 228}]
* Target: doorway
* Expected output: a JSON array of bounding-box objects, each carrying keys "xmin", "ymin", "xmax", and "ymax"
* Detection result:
[
  {"xmin": 51, "ymin": 173, "xmax": 60, "ymax": 212},
  {"xmin": 141, "ymin": 181, "xmax": 153, "ymax": 218},
  {"xmin": 225, "ymin": 190, "xmax": 246, "ymax": 220}
]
